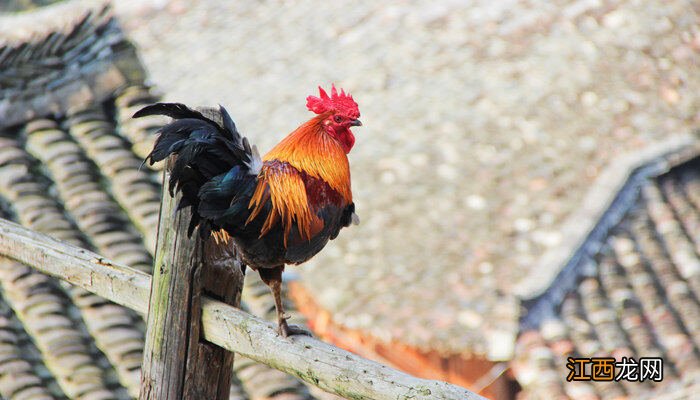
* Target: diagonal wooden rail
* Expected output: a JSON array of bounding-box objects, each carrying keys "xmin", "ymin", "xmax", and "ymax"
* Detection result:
[{"xmin": 0, "ymin": 217, "xmax": 485, "ymax": 400}]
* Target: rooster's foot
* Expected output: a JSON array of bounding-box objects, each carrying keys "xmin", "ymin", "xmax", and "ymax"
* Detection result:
[{"xmin": 278, "ymin": 319, "xmax": 313, "ymax": 337}]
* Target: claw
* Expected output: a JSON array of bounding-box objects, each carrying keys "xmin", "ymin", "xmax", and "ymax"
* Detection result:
[
  {"xmin": 260, "ymin": 266, "xmax": 313, "ymax": 338},
  {"xmin": 278, "ymin": 319, "xmax": 313, "ymax": 337}
]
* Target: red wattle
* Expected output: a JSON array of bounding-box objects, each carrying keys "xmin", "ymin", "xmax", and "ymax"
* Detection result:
[{"xmin": 340, "ymin": 130, "xmax": 355, "ymax": 153}]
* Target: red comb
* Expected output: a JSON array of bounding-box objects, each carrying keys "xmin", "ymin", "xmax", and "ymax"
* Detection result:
[{"xmin": 306, "ymin": 84, "xmax": 360, "ymax": 119}]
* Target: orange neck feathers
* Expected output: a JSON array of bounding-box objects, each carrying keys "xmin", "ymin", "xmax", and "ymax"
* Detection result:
[{"xmin": 263, "ymin": 113, "xmax": 352, "ymax": 203}]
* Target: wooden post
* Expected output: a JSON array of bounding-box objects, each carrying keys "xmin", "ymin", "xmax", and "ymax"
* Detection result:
[{"xmin": 140, "ymin": 158, "xmax": 244, "ymax": 400}]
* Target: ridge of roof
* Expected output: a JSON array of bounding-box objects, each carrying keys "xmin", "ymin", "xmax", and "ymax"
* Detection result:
[{"xmin": 517, "ymin": 134, "xmax": 700, "ymax": 329}]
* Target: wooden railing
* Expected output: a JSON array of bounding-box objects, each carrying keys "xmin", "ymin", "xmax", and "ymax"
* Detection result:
[{"xmin": 0, "ymin": 167, "xmax": 485, "ymax": 400}]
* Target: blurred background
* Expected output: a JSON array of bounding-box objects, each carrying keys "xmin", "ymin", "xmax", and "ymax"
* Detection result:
[{"xmin": 1, "ymin": 1, "xmax": 699, "ymax": 399}]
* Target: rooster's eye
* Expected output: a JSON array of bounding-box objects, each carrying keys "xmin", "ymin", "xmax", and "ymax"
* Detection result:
[{"xmin": 333, "ymin": 115, "xmax": 342, "ymax": 123}]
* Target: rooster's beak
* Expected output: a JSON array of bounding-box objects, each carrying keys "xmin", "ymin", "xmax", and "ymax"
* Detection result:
[{"xmin": 350, "ymin": 119, "xmax": 362, "ymax": 127}]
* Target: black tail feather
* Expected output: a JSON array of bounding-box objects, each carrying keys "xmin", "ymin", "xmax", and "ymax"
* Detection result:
[
  {"xmin": 135, "ymin": 102, "xmax": 260, "ymax": 237},
  {"xmin": 133, "ymin": 102, "xmax": 215, "ymax": 123}
]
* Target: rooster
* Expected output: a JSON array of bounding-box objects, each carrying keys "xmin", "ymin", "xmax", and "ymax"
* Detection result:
[{"xmin": 134, "ymin": 85, "xmax": 361, "ymax": 336}]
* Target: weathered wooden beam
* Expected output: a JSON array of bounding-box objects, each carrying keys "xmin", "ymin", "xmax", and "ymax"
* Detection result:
[
  {"xmin": 139, "ymin": 158, "xmax": 244, "ymax": 400},
  {"xmin": 0, "ymin": 217, "xmax": 485, "ymax": 400},
  {"xmin": 201, "ymin": 298, "xmax": 483, "ymax": 400},
  {"xmin": 0, "ymin": 215, "xmax": 151, "ymax": 314}
]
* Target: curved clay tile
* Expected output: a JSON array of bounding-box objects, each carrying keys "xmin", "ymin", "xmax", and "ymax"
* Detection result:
[
  {"xmin": 578, "ymin": 276, "xmax": 630, "ymax": 354},
  {"xmin": 0, "ymin": 133, "xmax": 142, "ymax": 397},
  {"xmin": 561, "ymin": 292, "xmax": 628, "ymax": 400},
  {"xmin": 0, "ymin": 258, "xmax": 126, "ymax": 400},
  {"xmin": 578, "ymin": 270, "xmax": 651, "ymax": 397},
  {"xmin": 113, "ymin": 85, "xmax": 164, "ymax": 167},
  {"xmin": 0, "ymin": 198, "xmax": 124, "ymax": 400},
  {"xmin": 642, "ymin": 184, "xmax": 700, "ymax": 287},
  {"xmin": 66, "ymin": 105, "xmax": 161, "ymax": 254},
  {"xmin": 0, "ymin": 256, "xmax": 61, "ymax": 400},
  {"xmin": 611, "ymin": 231, "xmax": 700, "ymax": 382},
  {"xmin": 597, "ymin": 255, "xmax": 665, "ymax": 362},
  {"xmin": 23, "ymin": 119, "xmax": 153, "ymax": 275},
  {"xmin": 630, "ymin": 213, "xmax": 700, "ymax": 350},
  {"xmin": 511, "ymin": 330, "xmax": 569, "ymax": 400},
  {"xmin": 543, "ymin": 318, "xmax": 601, "ymax": 400},
  {"xmin": 660, "ymin": 176, "xmax": 700, "ymax": 248},
  {"xmin": 228, "ymin": 373, "xmax": 249, "ymax": 400}
]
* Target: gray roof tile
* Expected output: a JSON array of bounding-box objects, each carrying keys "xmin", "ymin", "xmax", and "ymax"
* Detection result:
[{"xmin": 516, "ymin": 157, "xmax": 700, "ymax": 399}]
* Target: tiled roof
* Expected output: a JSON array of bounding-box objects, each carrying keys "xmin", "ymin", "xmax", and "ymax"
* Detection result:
[
  {"xmin": 0, "ymin": 3, "xmax": 146, "ymax": 130},
  {"xmin": 0, "ymin": 3, "xmax": 331, "ymax": 400},
  {"xmin": 513, "ymin": 153, "xmax": 700, "ymax": 399},
  {"xmin": 119, "ymin": 0, "xmax": 700, "ymax": 362}
]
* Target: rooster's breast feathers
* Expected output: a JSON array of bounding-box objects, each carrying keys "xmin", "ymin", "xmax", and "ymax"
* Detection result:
[{"xmin": 245, "ymin": 116, "xmax": 353, "ymax": 247}]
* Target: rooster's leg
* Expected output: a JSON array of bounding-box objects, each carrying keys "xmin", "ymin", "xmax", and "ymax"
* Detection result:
[{"xmin": 258, "ymin": 266, "xmax": 312, "ymax": 337}]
